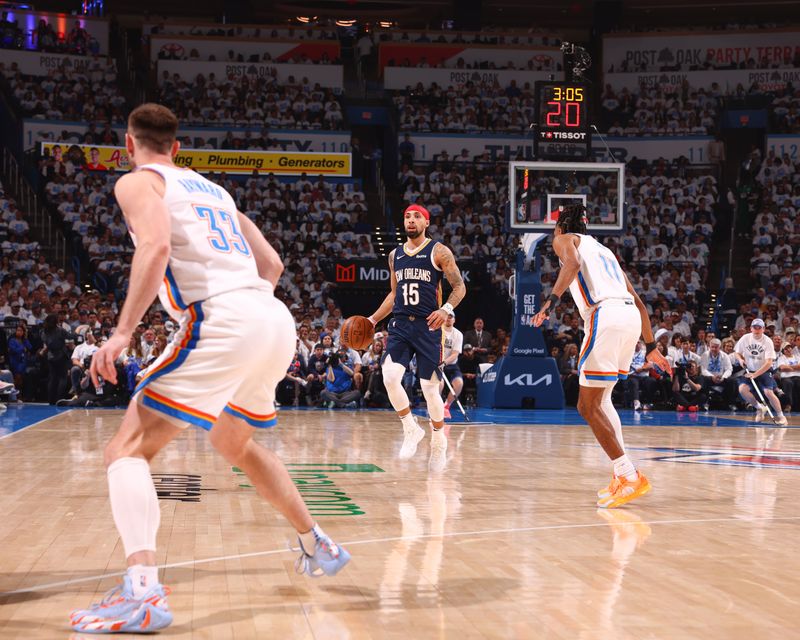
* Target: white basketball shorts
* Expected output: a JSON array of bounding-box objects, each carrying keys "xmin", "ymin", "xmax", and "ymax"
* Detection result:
[
  {"xmin": 134, "ymin": 288, "xmax": 296, "ymax": 430},
  {"xmin": 578, "ymin": 300, "xmax": 640, "ymax": 387}
]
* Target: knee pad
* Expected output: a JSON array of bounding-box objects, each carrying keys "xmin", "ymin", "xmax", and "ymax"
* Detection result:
[
  {"xmin": 420, "ymin": 376, "xmax": 444, "ymax": 422},
  {"xmin": 382, "ymin": 354, "xmax": 411, "ymax": 411},
  {"xmin": 382, "ymin": 354, "xmax": 406, "ymax": 390}
]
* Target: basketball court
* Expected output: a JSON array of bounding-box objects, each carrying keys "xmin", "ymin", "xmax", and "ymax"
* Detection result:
[{"xmin": 1, "ymin": 405, "xmax": 798, "ymax": 639}]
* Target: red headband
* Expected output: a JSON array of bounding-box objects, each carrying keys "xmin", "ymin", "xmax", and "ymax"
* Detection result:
[{"xmin": 404, "ymin": 204, "xmax": 430, "ymax": 221}]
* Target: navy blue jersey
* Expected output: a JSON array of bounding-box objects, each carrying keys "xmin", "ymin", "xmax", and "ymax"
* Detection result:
[{"xmin": 392, "ymin": 238, "xmax": 443, "ymax": 318}]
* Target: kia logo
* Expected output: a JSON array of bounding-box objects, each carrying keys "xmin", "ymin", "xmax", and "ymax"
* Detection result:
[{"xmin": 336, "ymin": 264, "xmax": 356, "ymax": 283}]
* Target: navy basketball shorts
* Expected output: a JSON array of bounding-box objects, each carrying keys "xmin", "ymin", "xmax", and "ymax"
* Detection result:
[
  {"xmin": 385, "ymin": 315, "xmax": 443, "ymax": 381},
  {"xmin": 742, "ymin": 371, "xmax": 777, "ymax": 392}
]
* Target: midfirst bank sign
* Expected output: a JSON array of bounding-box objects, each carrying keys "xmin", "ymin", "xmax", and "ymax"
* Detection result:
[{"xmin": 332, "ymin": 261, "xmax": 472, "ymax": 286}]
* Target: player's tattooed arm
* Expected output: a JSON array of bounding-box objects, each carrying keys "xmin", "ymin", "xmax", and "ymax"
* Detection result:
[
  {"xmin": 427, "ymin": 243, "xmax": 465, "ymax": 330},
  {"xmin": 435, "ymin": 243, "xmax": 466, "ymax": 310},
  {"xmin": 367, "ymin": 248, "xmax": 396, "ymax": 326}
]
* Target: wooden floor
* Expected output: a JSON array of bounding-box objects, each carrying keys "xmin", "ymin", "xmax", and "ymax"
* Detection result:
[{"xmin": 1, "ymin": 408, "xmax": 799, "ymax": 639}]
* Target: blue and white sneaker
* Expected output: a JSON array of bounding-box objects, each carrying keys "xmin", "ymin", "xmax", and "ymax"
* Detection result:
[
  {"xmin": 70, "ymin": 575, "xmax": 173, "ymax": 633},
  {"xmin": 293, "ymin": 533, "xmax": 351, "ymax": 577}
]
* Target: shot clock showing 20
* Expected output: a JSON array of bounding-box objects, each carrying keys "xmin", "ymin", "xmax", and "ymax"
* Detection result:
[{"xmin": 534, "ymin": 81, "xmax": 591, "ymax": 160}]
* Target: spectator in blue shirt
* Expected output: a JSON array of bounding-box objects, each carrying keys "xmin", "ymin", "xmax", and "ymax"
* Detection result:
[{"xmin": 320, "ymin": 350, "xmax": 361, "ymax": 408}]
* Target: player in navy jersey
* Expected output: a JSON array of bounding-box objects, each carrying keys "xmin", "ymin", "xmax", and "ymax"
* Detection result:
[{"xmin": 367, "ymin": 204, "xmax": 466, "ymax": 471}]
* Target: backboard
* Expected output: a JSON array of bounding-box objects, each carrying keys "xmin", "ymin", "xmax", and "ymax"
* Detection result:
[{"xmin": 507, "ymin": 161, "xmax": 625, "ymax": 235}]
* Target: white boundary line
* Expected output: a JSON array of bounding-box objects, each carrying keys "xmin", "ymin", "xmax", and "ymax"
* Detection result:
[
  {"xmin": 3, "ymin": 514, "xmax": 800, "ymax": 596},
  {"xmin": 0, "ymin": 409, "xmax": 74, "ymax": 440}
]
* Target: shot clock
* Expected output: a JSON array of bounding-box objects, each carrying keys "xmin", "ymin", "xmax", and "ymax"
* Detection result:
[{"xmin": 534, "ymin": 81, "xmax": 591, "ymax": 160}]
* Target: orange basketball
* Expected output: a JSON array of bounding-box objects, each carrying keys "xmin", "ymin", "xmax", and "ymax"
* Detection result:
[{"xmin": 341, "ymin": 315, "xmax": 374, "ymax": 351}]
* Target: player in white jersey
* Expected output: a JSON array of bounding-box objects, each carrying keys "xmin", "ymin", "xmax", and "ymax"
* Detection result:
[
  {"xmin": 70, "ymin": 104, "xmax": 349, "ymax": 635},
  {"xmin": 533, "ymin": 205, "xmax": 672, "ymax": 509},
  {"xmin": 440, "ymin": 311, "xmax": 464, "ymax": 419},
  {"xmin": 734, "ymin": 318, "xmax": 787, "ymax": 424}
]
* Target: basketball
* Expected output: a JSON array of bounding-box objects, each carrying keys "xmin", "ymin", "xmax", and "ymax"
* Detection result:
[{"xmin": 341, "ymin": 316, "xmax": 374, "ymax": 350}]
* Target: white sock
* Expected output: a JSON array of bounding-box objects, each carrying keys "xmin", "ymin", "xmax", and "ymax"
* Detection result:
[
  {"xmin": 107, "ymin": 457, "xmax": 161, "ymax": 558},
  {"xmin": 602, "ymin": 386, "xmax": 625, "ymax": 451},
  {"xmin": 400, "ymin": 412, "xmax": 418, "ymax": 433},
  {"xmin": 127, "ymin": 564, "xmax": 159, "ymax": 599},
  {"xmin": 612, "ymin": 454, "xmax": 638, "ymax": 482},
  {"xmin": 298, "ymin": 523, "xmax": 326, "ymax": 554}
]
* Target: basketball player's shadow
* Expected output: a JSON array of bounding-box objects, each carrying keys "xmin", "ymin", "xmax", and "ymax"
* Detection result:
[{"xmin": 164, "ymin": 577, "xmax": 520, "ymax": 634}]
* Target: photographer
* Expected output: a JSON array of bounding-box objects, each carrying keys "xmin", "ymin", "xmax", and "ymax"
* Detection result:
[
  {"xmin": 69, "ymin": 330, "xmax": 98, "ymax": 399},
  {"xmin": 305, "ymin": 343, "xmax": 328, "ymax": 405},
  {"xmin": 58, "ymin": 353, "xmax": 117, "ymax": 406},
  {"xmin": 320, "ymin": 349, "xmax": 361, "ymax": 409},
  {"xmin": 672, "ymin": 361, "xmax": 706, "ymax": 411}
]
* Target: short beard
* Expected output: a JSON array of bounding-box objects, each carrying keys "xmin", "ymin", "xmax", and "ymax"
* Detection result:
[{"xmin": 406, "ymin": 228, "xmax": 423, "ymax": 239}]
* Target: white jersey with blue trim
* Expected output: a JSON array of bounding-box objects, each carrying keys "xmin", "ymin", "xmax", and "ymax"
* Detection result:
[
  {"xmin": 566, "ymin": 233, "xmax": 633, "ymax": 322},
  {"xmin": 131, "ymin": 163, "xmax": 270, "ymax": 320}
]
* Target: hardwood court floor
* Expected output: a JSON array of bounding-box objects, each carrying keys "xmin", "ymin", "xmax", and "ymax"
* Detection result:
[{"xmin": 1, "ymin": 407, "xmax": 799, "ymax": 639}]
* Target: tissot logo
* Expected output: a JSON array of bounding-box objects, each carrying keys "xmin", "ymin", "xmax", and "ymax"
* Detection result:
[{"xmin": 335, "ymin": 263, "xmax": 356, "ymax": 283}]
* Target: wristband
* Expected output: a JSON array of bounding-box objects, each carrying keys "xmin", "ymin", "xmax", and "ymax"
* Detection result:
[
  {"xmin": 441, "ymin": 302, "xmax": 454, "ymax": 315},
  {"xmin": 367, "ymin": 315, "xmax": 377, "ymax": 326},
  {"xmin": 645, "ymin": 341, "xmax": 657, "ymax": 355},
  {"xmin": 547, "ymin": 293, "xmax": 560, "ymax": 308}
]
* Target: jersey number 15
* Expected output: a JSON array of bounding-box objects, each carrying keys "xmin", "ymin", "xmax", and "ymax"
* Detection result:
[{"xmin": 401, "ymin": 282, "xmax": 419, "ymax": 306}]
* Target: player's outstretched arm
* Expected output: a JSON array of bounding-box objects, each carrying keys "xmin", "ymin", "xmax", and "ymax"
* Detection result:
[
  {"xmin": 623, "ymin": 272, "xmax": 672, "ymax": 375},
  {"xmin": 90, "ymin": 171, "xmax": 171, "ymax": 386},
  {"xmin": 237, "ymin": 212, "xmax": 283, "ymax": 287},
  {"xmin": 532, "ymin": 234, "xmax": 579, "ymax": 327},
  {"xmin": 368, "ymin": 249, "xmax": 396, "ymax": 326}
]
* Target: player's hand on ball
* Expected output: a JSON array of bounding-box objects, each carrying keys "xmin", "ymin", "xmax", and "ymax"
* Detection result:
[
  {"xmin": 427, "ymin": 308, "xmax": 447, "ymax": 330},
  {"xmin": 646, "ymin": 348, "xmax": 672, "ymax": 376},
  {"xmin": 531, "ymin": 301, "xmax": 552, "ymax": 327}
]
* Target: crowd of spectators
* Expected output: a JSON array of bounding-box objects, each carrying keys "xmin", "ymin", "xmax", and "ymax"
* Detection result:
[
  {"xmin": 0, "ymin": 57, "xmax": 125, "ymax": 123},
  {"xmin": 395, "ymin": 79, "xmax": 536, "ymax": 134},
  {"xmin": 768, "ymin": 86, "xmax": 800, "ymax": 133},
  {"xmin": 156, "ymin": 47, "xmax": 340, "ymax": 65},
  {"xmin": 374, "ymin": 28, "xmax": 559, "ymax": 47},
  {"xmin": 1, "ymin": 14, "xmax": 97, "ymax": 55},
  {"xmin": 2, "ymin": 17, "xmax": 798, "ymax": 419},
  {"xmin": 386, "ymin": 56, "xmax": 560, "ymax": 71},
  {"xmin": 600, "ymin": 84, "xmax": 720, "ymax": 136},
  {"xmin": 157, "ymin": 71, "xmax": 345, "ymax": 129},
  {"xmin": 148, "ymin": 23, "xmax": 338, "ymax": 40}
]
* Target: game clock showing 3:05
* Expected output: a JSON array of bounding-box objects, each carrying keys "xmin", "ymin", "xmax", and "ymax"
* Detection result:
[{"xmin": 534, "ymin": 81, "xmax": 591, "ymax": 160}]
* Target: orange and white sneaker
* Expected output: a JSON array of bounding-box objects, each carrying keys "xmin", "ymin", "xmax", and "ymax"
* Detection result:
[
  {"xmin": 597, "ymin": 474, "xmax": 620, "ymax": 499},
  {"xmin": 596, "ymin": 472, "xmax": 651, "ymax": 509}
]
